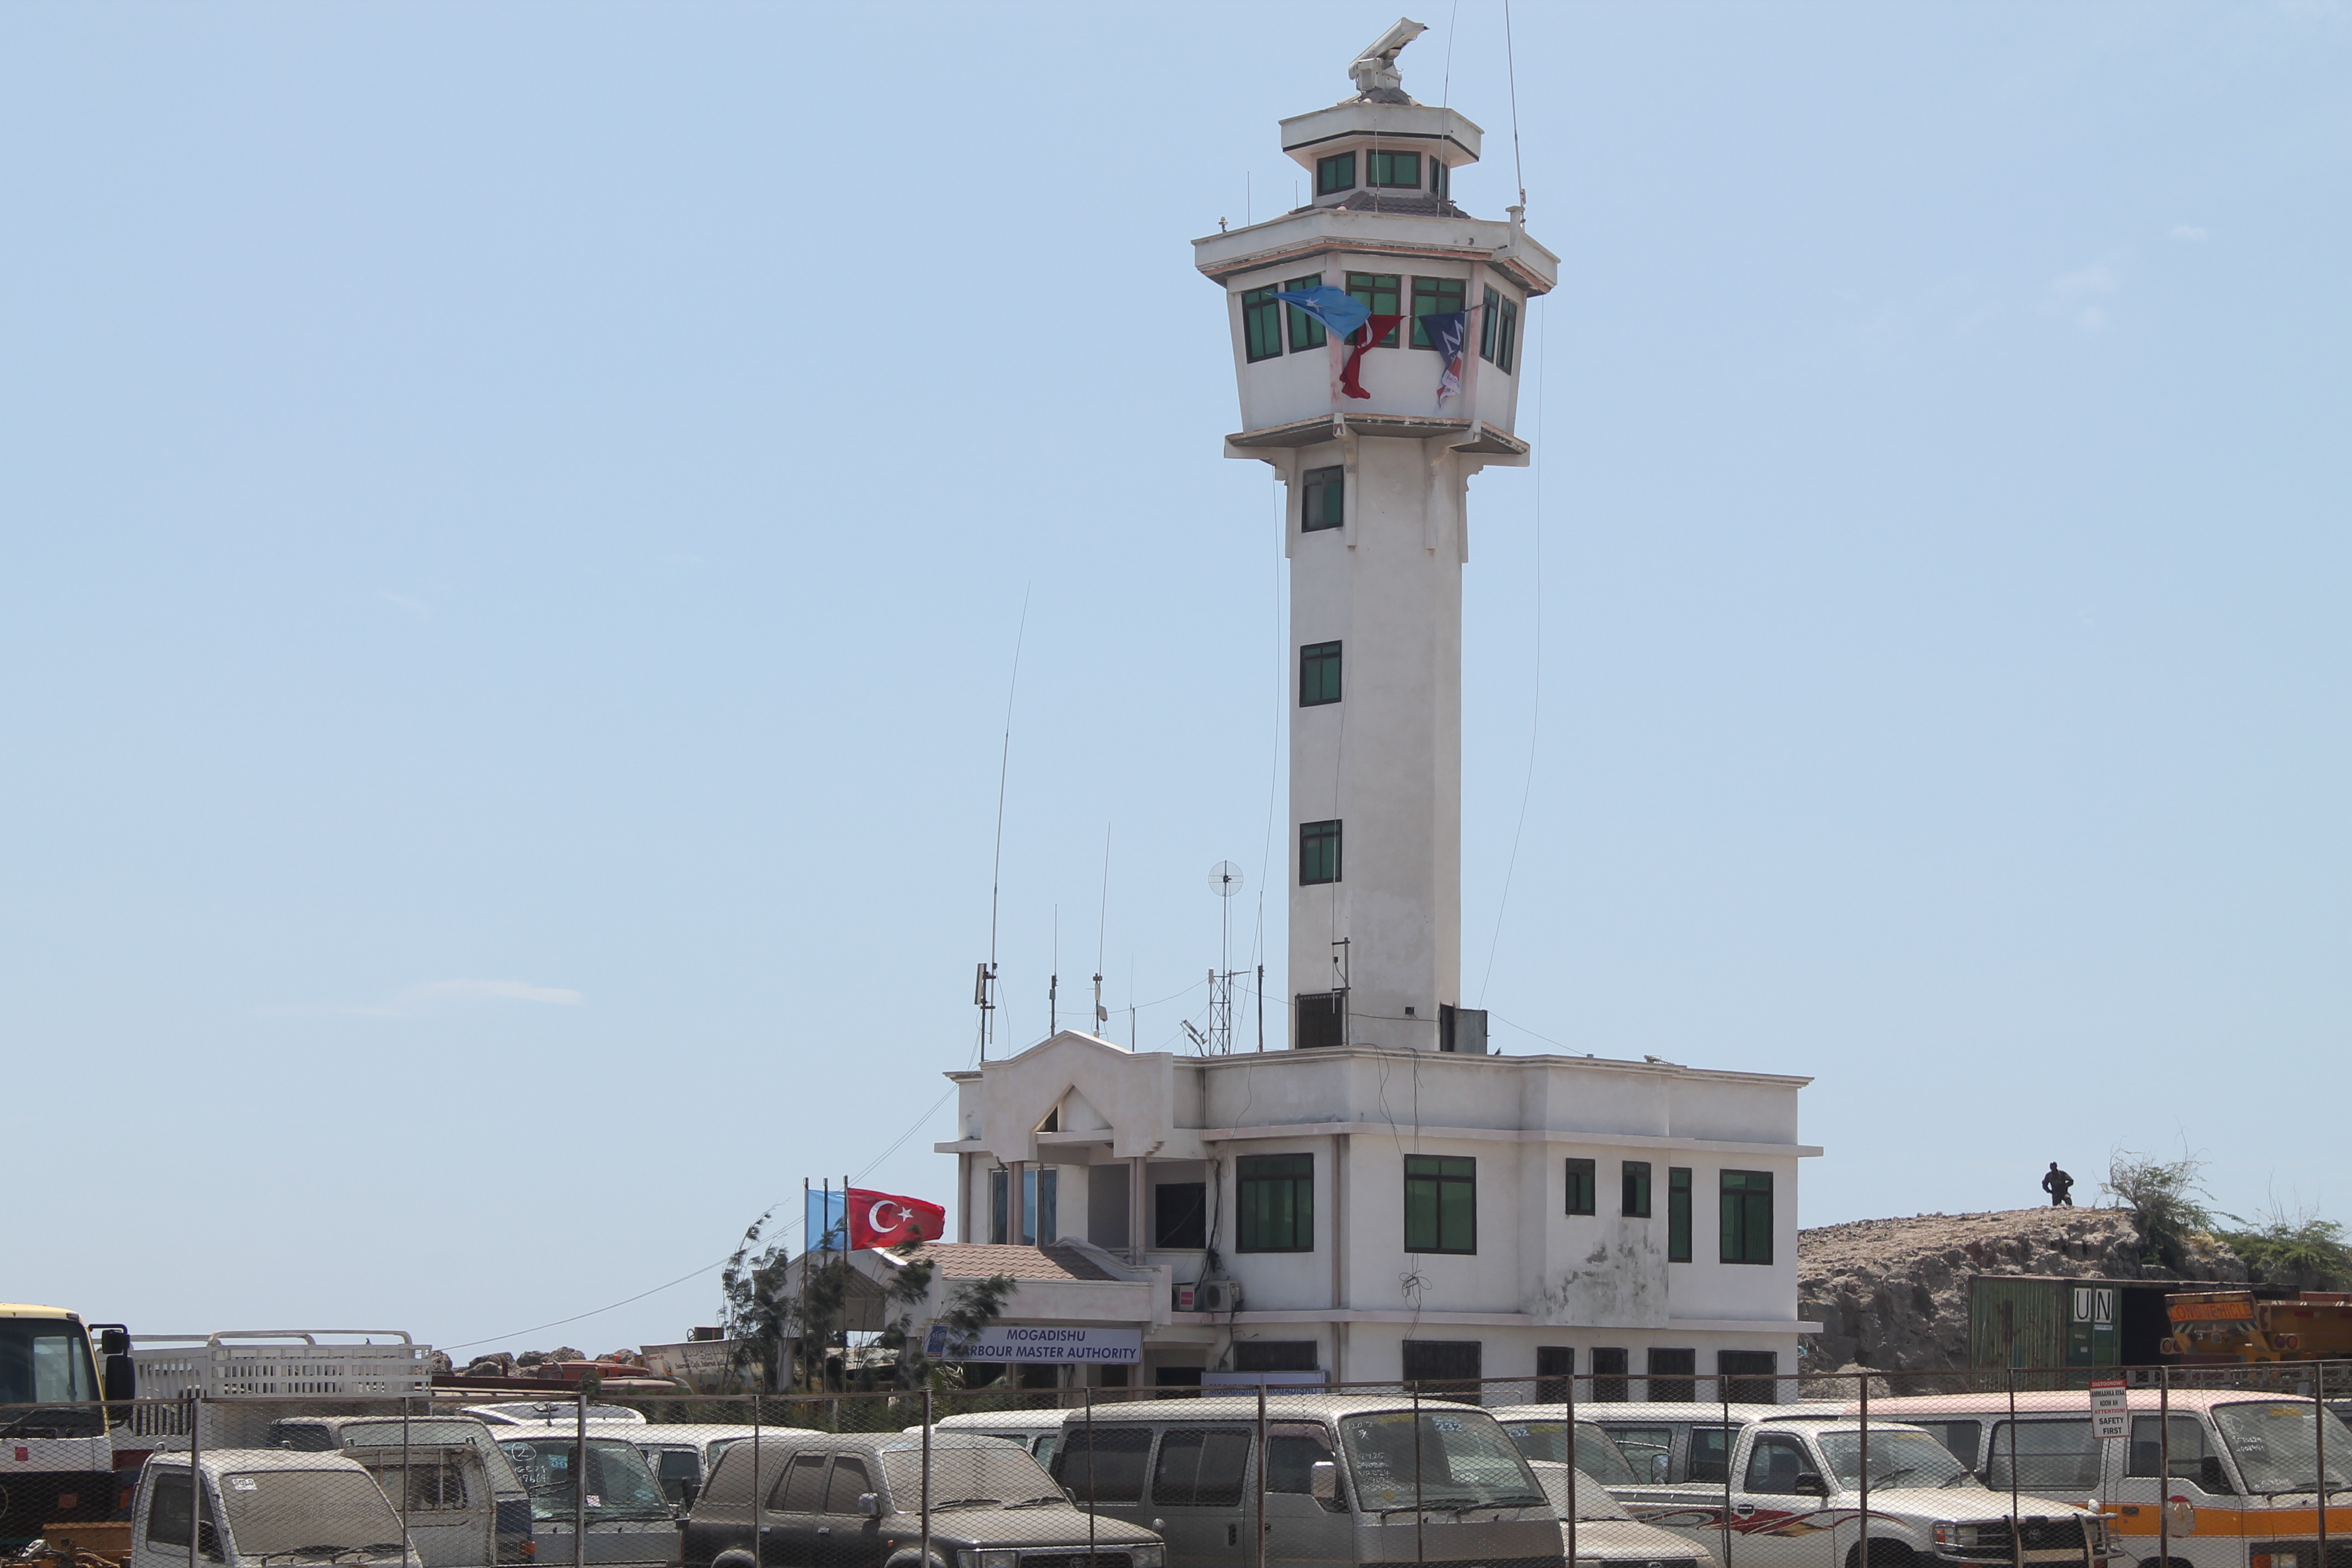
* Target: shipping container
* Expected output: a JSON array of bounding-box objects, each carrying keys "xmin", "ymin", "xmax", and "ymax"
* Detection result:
[{"xmin": 1967, "ymin": 1275, "xmax": 2176, "ymax": 1379}]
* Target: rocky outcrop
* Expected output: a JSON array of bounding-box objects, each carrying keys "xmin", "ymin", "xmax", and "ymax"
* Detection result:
[{"xmin": 1799, "ymin": 1206, "xmax": 2249, "ymax": 1372}]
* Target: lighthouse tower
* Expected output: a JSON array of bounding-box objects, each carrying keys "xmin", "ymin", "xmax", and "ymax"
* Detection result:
[{"xmin": 1195, "ymin": 21, "xmax": 1558, "ymax": 1054}]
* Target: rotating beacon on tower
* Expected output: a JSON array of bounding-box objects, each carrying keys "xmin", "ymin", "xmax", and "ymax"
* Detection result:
[{"xmin": 1194, "ymin": 19, "xmax": 1556, "ymax": 1054}]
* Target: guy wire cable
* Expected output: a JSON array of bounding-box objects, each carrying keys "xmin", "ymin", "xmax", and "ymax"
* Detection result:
[{"xmin": 1479, "ymin": 300, "xmax": 1549, "ymax": 1004}]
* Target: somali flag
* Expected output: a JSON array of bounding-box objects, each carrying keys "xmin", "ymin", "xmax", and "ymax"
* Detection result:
[
  {"xmin": 1423, "ymin": 309, "xmax": 1468, "ymax": 409},
  {"xmin": 805, "ymin": 1186, "xmax": 848, "ymax": 1252},
  {"xmin": 1273, "ymin": 285, "xmax": 1370, "ymax": 345}
]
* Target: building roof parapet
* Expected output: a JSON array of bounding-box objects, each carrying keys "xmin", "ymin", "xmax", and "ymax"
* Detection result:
[{"xmin": 1193, "ymin": 205, "xmax": 1559, "ymax": 296}]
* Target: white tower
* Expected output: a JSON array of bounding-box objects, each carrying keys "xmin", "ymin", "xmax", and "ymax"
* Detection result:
[{"xmin": 1195, "ymin": 21, "xmax": 1558, "ymax": 1053}]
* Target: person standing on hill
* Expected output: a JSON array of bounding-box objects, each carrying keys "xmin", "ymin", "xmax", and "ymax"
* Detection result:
[{"xmin": 2041, "ymin": 1162, "xmax": 2076, "ymax": 1207}]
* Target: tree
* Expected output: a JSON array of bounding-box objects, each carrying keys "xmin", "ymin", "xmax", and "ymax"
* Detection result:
[
  {"xmin": 2103, "ymin": 1146, "xmax": 2215, "ymax": 1271},
  {"xmin": 872, "ymin": 1250, "xmax": 1017, "ymax": 1390},
  {"xmin": 2219, "ymin": 1202, "xmax": 2352, "ymax": 1291},
  {"xmin": 717, "ymin": 1209, "xmax": 796, "ymax": 1392}
]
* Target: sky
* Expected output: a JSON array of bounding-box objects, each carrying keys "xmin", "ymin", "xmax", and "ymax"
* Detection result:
[{"xmin": 2, "ymin": 1, "xmax": 2344, "ymax": 1358}]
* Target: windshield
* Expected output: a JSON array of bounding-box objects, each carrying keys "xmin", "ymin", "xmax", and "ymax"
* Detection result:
[
  {"xmin": 1530, "ymin": 1464, "xmax": 1633, "ymax": 1522},
  {"xmin": 219, "ymin": 1469, "xmax": 407, "ymax": 1562},
  {"xmin": 496, "ymin": 1438, "xmax": 671, "ymax": 1520},
  {"xmin": 880, "ymin": 1444, "xmax": 1063, "ymax": 1510},
  {"xmin": 1497, "ymin": 1422, "xmax": 1638, "ymax": 1487},
  {"xmin": 1340, "ymin": 1410, "xmax": 1548, "ymax": 1512},
  {"xmin": 1819, "ymin": 1430, "xmax": 1981, "ymax": 1491},
  {"xmin": 0, "ymin": 1319, "xmax": 102, "ymax": 1438},
  {"xmin": 2213, "ymin": 1402, "xmax": 2352, "ymax": 1495},
  {"xmin": 337, "ymin": 1422, "xmax": 525, "ymax": 1494}
]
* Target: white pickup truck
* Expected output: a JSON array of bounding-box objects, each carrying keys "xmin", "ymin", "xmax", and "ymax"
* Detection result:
[
  {"xmin": 1583, "ymin": 1408, "xmax": 2109, "ymax": 1568},
  {"xmin": 126, "ymin": 1449, "xmax": 422, "ymax": 1568}
]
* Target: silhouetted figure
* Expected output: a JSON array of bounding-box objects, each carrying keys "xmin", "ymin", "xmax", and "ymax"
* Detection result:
[{"xmin": 2041, "ymin": 1162, "xmax": 2075, "ymax": 1207}]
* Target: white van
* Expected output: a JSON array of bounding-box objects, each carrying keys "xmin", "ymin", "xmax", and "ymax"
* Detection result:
[
  {"xmin": 1858, "ymin": 1389, "xmax": 2352, "ymax": 1568},
  {"xmin": 268, "ymin": 1414, "xmax": 532, "ymax": 1567},
  {"xmin": 1575, "ymin": 1405, "xmax": 2106, "ymax": 1568},
  {"xmin": 129, "ymin": 1450, "xmax": 422, "ymax": 1568},
  {"xmin": 491, "ymin": 1432, "xmax": 680, "ymax": 1568}
]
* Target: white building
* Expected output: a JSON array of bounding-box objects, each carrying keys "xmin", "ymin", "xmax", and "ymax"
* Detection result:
[{"xmin": 869, "ymin": 25, "xmax": 1822, "ymax": 1400}]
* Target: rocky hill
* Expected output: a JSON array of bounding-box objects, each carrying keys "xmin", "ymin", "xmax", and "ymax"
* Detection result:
[{"xmin": 1799, "ymin": 1206, "xmax": 2250, "ymax": 1372}]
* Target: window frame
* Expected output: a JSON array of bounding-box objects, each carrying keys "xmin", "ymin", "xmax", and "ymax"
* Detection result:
[
  {"xmin": 1240, "ymin": 285, "xmax": 1282, "ymax": 363},
  {"xmin": 1622, "ymin": 1160, "xmax": 1653, "ymax": 1219},
  {"xmin": 1668, "ymin": 1167, "xmax": 1692, "ymax": 1262},
  {"xmin": 1430, "ymin": 157, "xmax": 1450, "ymax": 200},
  {"xmin": 1299, "ymin": 641, "xmax": 1342, "ymax": 706},
  {"xmin": 1720, "ymin": 1169, "xmax": 1774, "ymax": 1265},
  {"xmin": 1237, "ymin": 1152, "xmax": 1315, "ymax": 1253},
  {"xmin": 1403, "ymin": 1154, "xmax": 1477, "ymax": 1254},
  {"xmin": 1282, "ymin": 274, "xmax": 1327, "ymax": 351},
  {"xmin": 1564, "ymin": 1157, "xmax": 1596, "ymax": 1216},
  {"xmin": 1316, "ymin": 151, "xmax": 1357, "ymax": 196},
  {"xmin": 1495, "ymin": 294, "xmax": 1520, "ymax": 373},
  {"xmin": 1409, "ymin": 276, "xmax": 1467, "ymax": 349},
  {"xmin": 1345, "ymin": 271, "xmax": 1402, "ymax": 348},
  {"xmin": 1299, "ymin": 819, "xmax": 1342, "ymax": 885},
  {"xmin": 1367, "ymin": 148, "xmax": 1421, "ymax": 189},
  {"xmin": 1299, "ymin": 466, "xmax": 1344, "ymax": 533}
]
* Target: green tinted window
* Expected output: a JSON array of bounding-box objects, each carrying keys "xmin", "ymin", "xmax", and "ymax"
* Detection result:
[
  {"xmin": 1300, "ymin": 465, "xmax": 1343, "ymax": 532},
  {"xmin": 1299, "ymin": 819, "xmax": 1341, "ymax": 885},
  {"xmin": 1316, "ymin": 151, "xmax": 1356, "ymax": 195},
  {"xmin": 1346, "ymin": 271, "xmax": 1401, "ymax": 347},
  {"xmin": 1404, "ymin": 1155, "xmax": 1476, "ymax": 1254},
  {"xmin": 1299, "ymin": 641, "xmax": 1341, "ymax": 705},
  {"xmin": 1721, "ymin": 1169, "xmax": 1773, "ymax": 1264},
  {"xmin": 1283, "ymin": 274, "xmax": 1326, "ymax": 351},
  {"xmin": 1368, "ymin": 149, "xmax": 1420, "ymax": 188},
  {"xmin": 1430, "ymin": 158, "xmax": 1450, "ymax": 200},
  {"xmin": 1238, "ymin": 1154, "xmax": 1314, "ymax": 1252},
  {"xmin": 1241, "ymin": 286, "xmax": 1282, "ymax": 363},
  {"xmin": 1411, "ymin": 276, "xmax": 1466, "ymax": 347},
  {"xmin": 1623, "ymin": 1161, "xmax": 1652, "ymax": 1218},
  {"xmin": 1668, "ymin": 1167, "xmax": 1692, "ymax": 1262},
  {"xmin": 1495, "ymin": 295, "xmax": 1520, "ymax": 372},
  {"xmin": 1564, "ymin": 1158, "xmax": 1595, "ymax": 1216}
]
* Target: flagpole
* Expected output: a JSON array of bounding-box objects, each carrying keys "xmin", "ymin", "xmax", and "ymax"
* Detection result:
[{"xmin": 799, "ymin": 1177, "xmax": 810, "ymax": 1395}]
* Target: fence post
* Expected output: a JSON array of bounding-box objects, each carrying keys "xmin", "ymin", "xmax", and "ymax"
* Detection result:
[
  {"xmin": 400, "ymin": 1392, "xmax": 412, "ymax": 1548},
  {"xmin": 2317, "ymin": 1360, "xmax": 2330, "ymax": 1568},
  {"xmin": 2157, "ymin": 1366, "xmax": 2170, "ymax": 1568},
  {"xmin": 1859, "ymin": 1369, "xmax": 1871, "ymax": 1568},
  {"xmin": 187, "ymin": 1391, "xmax": 199, "ymax": 1568},
  {"xmin": 1412, "ymin": 1380, "xmax": 1425, "ymax": 1568},
  {"xmin": 1254, "ymin": 1382, "xmax": 1268, "ymax": 1568},
  {"xmin": 751, "ymin": 1383, "xmax": 763, "ymax": 1568},
  {"xmin": 2007, "ymin": 1368, "xmax": 2022, "ymax": 1568},
  {"xmin": 573, "ymin": 1387, "xmax": 586, "ymax": 1568},
  {"xmin": 1721, "ymin": 1379, "xmax": 1733, "ymax": 1568},
  {"xmin": 920, "ymin": 1386, "xmax": 932, "ymax": 1568},
  {"xmin": 1564, "ymin": 1368, "xmax": 1577, "ymax": 1568}
]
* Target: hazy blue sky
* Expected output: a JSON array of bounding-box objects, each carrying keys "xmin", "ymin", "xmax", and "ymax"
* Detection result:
[{"xmin": 4, "ymin": 2, "xmax": 2344, "ymax": 1357}]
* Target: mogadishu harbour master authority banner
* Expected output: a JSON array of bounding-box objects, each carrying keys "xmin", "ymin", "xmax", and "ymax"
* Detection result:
[{"xmin": 923, "ymin": 1324, "xmax": 1142, "ymax": 1364}]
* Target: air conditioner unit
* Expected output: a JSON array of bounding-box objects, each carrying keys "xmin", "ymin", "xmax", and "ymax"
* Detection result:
[{"xmin": 1195, "ymin": 1280, "xmax": 1244, "ymax": 1314}]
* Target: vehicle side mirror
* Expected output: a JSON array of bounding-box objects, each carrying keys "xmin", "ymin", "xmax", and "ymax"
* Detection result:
[
  {"xmin": 857, "ymin": 1493, "xmax": 880, "ymax": 1518},
  {"xmin": 100, "ymin": 1329, "xmax": 131, "ymax": 1358},
  {"xmin": 1793, "ymin": 1473, "xmax": 1829, "ymax": 1498},
  {"xmin": 1309, "ymin": 1462, "xmax": 1339, "ymax": 1504},
  {"xmin": 678, "ymin": 1480, "xmax": 700, "ymax": 1509},
  {"xmin": 105, "ymin": 1355, "xmax": 138, "ymax": 1404}
]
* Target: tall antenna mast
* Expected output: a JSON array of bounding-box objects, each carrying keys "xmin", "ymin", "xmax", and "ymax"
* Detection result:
[
  {"xmin": 1049, "ymin": 905, "xmax": 1059, "ymax": 1036},
  {"xmin": 977, "ymin": 590, "xmax": 1030, "ymax": 1061},
  {"xmin": 1208, "ymin": 861, "xmax": 1245, "ymax": 1053},
  {"xmin": 1094, "ymin": 823, "xmax": 1112, "ymax": 1038}
]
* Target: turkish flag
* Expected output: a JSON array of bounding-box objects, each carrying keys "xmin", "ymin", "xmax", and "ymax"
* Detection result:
[{"xmin": 846, "ymin": 1188, "xmax": 946, "ymax": 1250}]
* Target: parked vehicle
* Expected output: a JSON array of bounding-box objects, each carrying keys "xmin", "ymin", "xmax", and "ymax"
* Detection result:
[
  {"xmin": 493, "ymin": 1431, "xmax": 682, "ymax": 1568},
  {"xmin": 680, "ymin": 1431, "xmax": 1162, "ymax": 1568},
  {"xmin": 0, "ymin": 1304, "xmax": 129, "ymax": 1550},
  {"xmin": 126, "ymin": 1449, "xmax": 422, "ymax": 1568},
  {"xmin": 469, "ymin": 1404, "xmax": 650, "ymax": 1427},
  {"xmin": 1484, "ymin": 1406, "xmax": 1647, "ymax": 1487},
  {"xmin": 1572, "ymin": 1402, "xmax": 1834, "ymax": 1486},
  {"xmin": 587, "ymin": 1424, "xmax": 762, "ymax": 1507},
  {"xmin": 1575, "ymin": 1406, "xmax": 2104, "ymax": 1568},
  {"xmin": 1525, "ymin": 1461, "xmax": 1721, "ymax": 1568},
  {"xmin": 268, "ymin": 1413, "xmax": 533, "ymax": 1565},
  {"xmin": 1049, "ymin": 1393, "xmax": 1565, "ymax": 1568},
  {"xmin": 910, "ymin": 1409, "xmax": 1070, "ymax": 1467},
  {"xmin": 1858, "ymin": 1389, "xmax": 2352, "ymax": 1568}
]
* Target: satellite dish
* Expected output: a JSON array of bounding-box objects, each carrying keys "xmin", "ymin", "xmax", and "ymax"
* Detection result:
[{"xmin": 1209, "ymin": 861, "xmax": 1245, "ymax": 897}]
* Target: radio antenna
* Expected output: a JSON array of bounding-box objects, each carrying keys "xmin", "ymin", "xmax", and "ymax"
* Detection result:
[{"xmin": 977, "ymin": 586, "xmax": 1030, "ymax": 1061}]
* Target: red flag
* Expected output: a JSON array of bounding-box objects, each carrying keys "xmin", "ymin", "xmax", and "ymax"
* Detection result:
[
  {"xmin": 1339, "ymin": 314, "xmax": 1404, "ymax": 400},
  {"xmin": 846, "ymin": 1187, "xmax": 946, "ymax": 1250}
]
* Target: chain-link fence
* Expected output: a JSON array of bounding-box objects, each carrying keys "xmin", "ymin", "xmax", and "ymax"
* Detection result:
[{"xmin": 7, "ymin": 1364, "xmax": 2350, "ymax": 1568}]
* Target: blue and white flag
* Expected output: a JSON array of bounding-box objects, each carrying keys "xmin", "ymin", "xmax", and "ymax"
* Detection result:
[
  {"xmin": 805, "ymin": 1186, "xmax": 848, "ymax": 1253},
  {"xmin": 1274, "ymin": 285, "xmax": 1371, "ymax": 345},
  {"xmin": 1423, "ymin": 309, "xmax": 1468, "ymax": 409}
]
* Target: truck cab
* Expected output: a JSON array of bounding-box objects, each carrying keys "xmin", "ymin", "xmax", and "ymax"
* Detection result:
[
  {"xmin": 0, "ymin": 1304, "xmax": 123, "ymax": 1551},
  {"xmin": 127, "ymin": 1449, "xmax": 421, "ymax": 1568}
]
